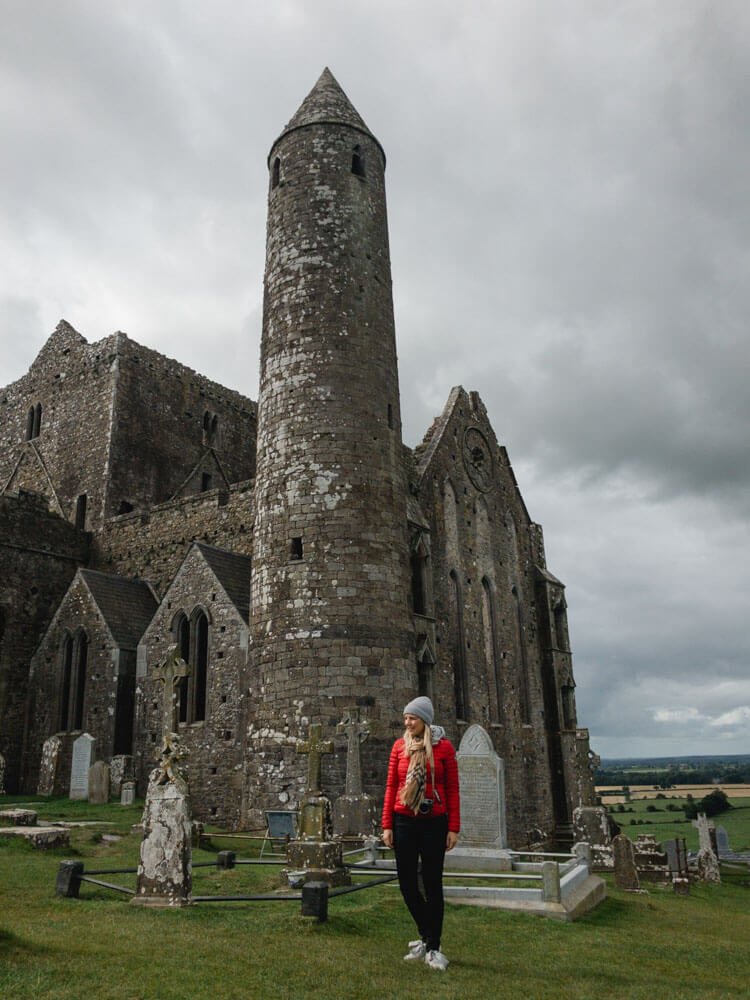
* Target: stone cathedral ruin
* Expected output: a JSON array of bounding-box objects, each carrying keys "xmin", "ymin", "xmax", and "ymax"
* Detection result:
[{"xmin": 0, "ymin": 69, "xmax": 598, "ymax": 847}]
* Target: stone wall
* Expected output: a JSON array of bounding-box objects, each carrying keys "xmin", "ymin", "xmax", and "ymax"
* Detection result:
[
  {"xmin": 0, "ymin": 491, "xmax": 90, "ymax": 791},
  {"xmin": 106, "ymin": 335, "xmax": 256, "ymax": 515},
  {"xmin": 0, "ymin": 322, "xmax": 118, "ymax": 531},
  {"xmin": 0, "ymin": 322, "xmax": 257, "ymax": 534},
  {"xmin": 94, "ymin": 480, "xmax": 255, "ymax": 597},
  {"xmin": 135, "ymin": 545, "xmax": 246, "ymax": 828}
]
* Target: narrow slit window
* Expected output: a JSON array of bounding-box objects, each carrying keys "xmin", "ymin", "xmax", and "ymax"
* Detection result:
[
  {"xmin": 387, "ymin": 403, "xmax": 393, "ymax": 429},
  {"xmin": 75, "ymin": 494, "xmax": 87, "ymax": 530},
  {"xmin": 201, "ymin": 473, "xmax": 213, "ymax": 492},
  {"xmin": 290, "ymin": 536, "xmax": 303, "ymax": 560},
  {"xmin": 351, "ymin": 145, "xmax": 365, "ymax": 177},
  {"xmin": 271, "ymin": 157, "xmax": 281, "ymax": 190}
]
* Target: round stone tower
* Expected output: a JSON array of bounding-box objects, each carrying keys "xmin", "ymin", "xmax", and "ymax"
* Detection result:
[{"xmin": 244, "ymin": 69, "xmax": 416, "ymax": 821}]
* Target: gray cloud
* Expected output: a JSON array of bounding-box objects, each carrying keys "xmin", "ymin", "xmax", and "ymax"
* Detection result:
[{"xmin": 2, "ymin": 1, "xmax": 748, "ymax": 756}]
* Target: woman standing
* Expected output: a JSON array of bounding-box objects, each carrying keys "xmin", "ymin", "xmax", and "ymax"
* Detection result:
[{"xmin": 382, "ymin": 696, "xmax": 460, "ymax": 971}]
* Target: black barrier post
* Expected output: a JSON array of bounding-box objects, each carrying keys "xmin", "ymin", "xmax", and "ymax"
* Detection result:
[
  {"xmin": 301, "ymin": 880, "xmax": 328, "ymax": 922},
  {"xmin": 216, "ymin": 850, "xmax": 236, "ymax": 869},
  {"xmin": 56, "ymin": 860, "xmax": 84, "ymax": 898}
]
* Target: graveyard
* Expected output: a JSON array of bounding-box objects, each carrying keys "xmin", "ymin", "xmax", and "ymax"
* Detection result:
[{"xmin": 0, "ymin": 790, "xmax": 748, "ymax": 1000}]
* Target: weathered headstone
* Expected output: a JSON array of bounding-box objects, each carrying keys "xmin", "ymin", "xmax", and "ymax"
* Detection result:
[
  {"xmin": 110, "ymin": 755, "xmax": 134, "ymax": 797},
  {"xmin": 120, "ymin": 780, "xmax": 136, "ymax": 806},
  {"xmin": 283, "ymin": 724, "xmax": 350, "ymax": 887},
  {"xmin": 333, "ymin": 707, "xmax": 377, "ymax": 837},
  {"xmin": 693, "ymin": 813, "xmax": 721, "ymax": 884},
  {"xmin": 613, "ymin": 834, "xmax": 640, "ymax": 891},
  {"xmin": 663, "ymin": 837, "xmax": 689, "ymax": 877},
  {"xmin": 572, "ymin": 805, "xmax": 615, "ymax": 869},
  {"xmin": 37, "ymin": 735, "xmax": 62, "ymax": 796},
  {"xmin": 0, "ymin": 753, "xmax": 6, "ymax": 795},
  {"xmin": 88, "ymin": 760, "xmax": 111, "ymax": 804},
  {"xmin": 69, "ymin": 733, "xmax": 95, "ymax": 800},
  {"xmin": 633, "ymin": 833, "xmax": 670, "ymax": 882},
  {"xmin": 446, "ymin": 724, "xmax": 510, "ymax": 872},
  {"xmin": 131, "ymin": 645, "xmax": 193, "ymax": 907}
]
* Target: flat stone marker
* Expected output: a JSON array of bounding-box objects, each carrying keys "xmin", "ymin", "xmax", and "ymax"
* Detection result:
[
  {"xmin": 88, "ymin": 760, "xmax": 111, "ymax": 804},
  {"xmin": 70, "ymin": 733, "xmax": 95, "ymax": 800},
  {"xmin": 456, "ymin": 724, "xmax": 506, "ymax": 849},
  {"xmin": 38, "ymin": 735, "xmax": 62, "ymax": 796}
]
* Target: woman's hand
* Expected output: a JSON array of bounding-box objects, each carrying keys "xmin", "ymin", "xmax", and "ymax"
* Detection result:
[
  {"xmin": 446, "ymin": 831, "xmax": 458, "ymax": 851},
  {"xmin": 382, "ymin": 828, "xmax": 393, "ymax": 849}
]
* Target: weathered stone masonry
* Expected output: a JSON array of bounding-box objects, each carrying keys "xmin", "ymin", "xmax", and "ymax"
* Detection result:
[{"xmin": 0, "ymin": 68, "xmax": 597, "ymax": 845}]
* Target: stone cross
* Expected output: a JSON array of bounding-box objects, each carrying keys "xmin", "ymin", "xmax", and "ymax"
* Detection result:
[
  {"xmin": 297, "ymin": 724, "xmax": 333, "ymax": 796},
  {"xmin": 337, "ymin": 707, "xmax": 369, "ymax": 796},
  {"xmin": 152, "ymin": 644, "xmax": 191, "ymax": 785},
  {"xmin": 153, "ymin": 644, "xmax": 190, "ymax": 740}
]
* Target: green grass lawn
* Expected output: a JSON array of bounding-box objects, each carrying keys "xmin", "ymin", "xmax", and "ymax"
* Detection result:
[{"xmin": 1, "ymin": 796, "xmax": 748, "ymax": 1000}]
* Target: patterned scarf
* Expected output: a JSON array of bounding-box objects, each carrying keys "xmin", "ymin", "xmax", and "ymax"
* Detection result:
[{"xmin": 399, "ymin": 728, "xmax": 434, "ymax": 814}]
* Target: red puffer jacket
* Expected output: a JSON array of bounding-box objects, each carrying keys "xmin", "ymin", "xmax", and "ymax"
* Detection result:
[{"xmin": 382, "ymin": 736, "xmax": 461, "ymax": 833}]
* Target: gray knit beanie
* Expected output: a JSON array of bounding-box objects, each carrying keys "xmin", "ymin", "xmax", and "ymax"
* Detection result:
[{"xmin": 403, "ymin": 696, "xmax": 434, "ymax": 725}]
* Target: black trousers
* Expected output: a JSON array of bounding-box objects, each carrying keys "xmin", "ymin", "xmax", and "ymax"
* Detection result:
[{"xmin": 392, "ymin": 812, "xmax": 448, "ymax": 952}]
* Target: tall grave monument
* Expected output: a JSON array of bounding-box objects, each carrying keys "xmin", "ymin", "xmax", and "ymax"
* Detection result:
[
  {"xmin": 283, "ymin": 724, "xmax": 351, "ymax": 887},
  {"xmin": 132, "ymin": 645, "xmax": 193, "ymax": 907}
]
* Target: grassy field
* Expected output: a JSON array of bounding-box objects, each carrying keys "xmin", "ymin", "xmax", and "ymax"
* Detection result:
[
  {"xmin": 1, "ymin": 796, "xmax": 748, "ymax": 1000},
  {"xmin": 605, "ymin": 796, "xmax": 750, "ymax": 851}
]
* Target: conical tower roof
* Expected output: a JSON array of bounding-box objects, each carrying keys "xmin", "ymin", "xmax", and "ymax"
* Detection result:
[{"xmin": 269, "ymin": 68, "xmax": 384, "ymax": 163}]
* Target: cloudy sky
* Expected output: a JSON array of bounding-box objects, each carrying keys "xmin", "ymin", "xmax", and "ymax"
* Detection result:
[{"xmin": 2, "ymin": 2, "xmax": 748, "ymax": 759}]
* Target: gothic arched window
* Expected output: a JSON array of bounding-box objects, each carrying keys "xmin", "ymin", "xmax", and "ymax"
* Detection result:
[{"xmin": 172, "ymin": 609, "xmax": 209, "ymax": 723}]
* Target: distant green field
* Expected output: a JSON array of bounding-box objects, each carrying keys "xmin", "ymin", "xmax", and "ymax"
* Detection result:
[{"xmin": 607, "ymin": 796, "xmax": 750, "ymax": 851}]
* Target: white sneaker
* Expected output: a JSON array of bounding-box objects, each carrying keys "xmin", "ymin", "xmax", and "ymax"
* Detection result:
[
  {"xmin": 425, "ymin": 949, "xmax": 449, "ymax": 971},
  {"xmin": 403, "ymin": 939, "xmax": 427, "ymax": 961}
]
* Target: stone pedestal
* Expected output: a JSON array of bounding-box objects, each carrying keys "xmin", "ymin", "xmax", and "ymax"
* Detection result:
[
  {"xmin": 282, "ymin": 838, "xmax": 351, "ymax": 888},
  {"xmin": 131, "ymin": 771, "xmax": 193, "ymax": 907}
]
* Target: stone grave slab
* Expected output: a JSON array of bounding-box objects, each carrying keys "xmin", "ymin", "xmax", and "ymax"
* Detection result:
[
  {"xmin": 69, "ymin": 733, "xmax": 95, "ymax": 800},
  {"xmin": 88, "ymin": 760, "xmax": 111, "ymax": 804},
  {"xmin": 613, "ymin": 834, "xmax": 641, "ymax": 891},
  {"xmin": 37, "ymin": 735, "xmax": 62, "ymax": 796},
  {"xmin": 446, "ymin": 724, "xmax": 510, "ymax": 872}
]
